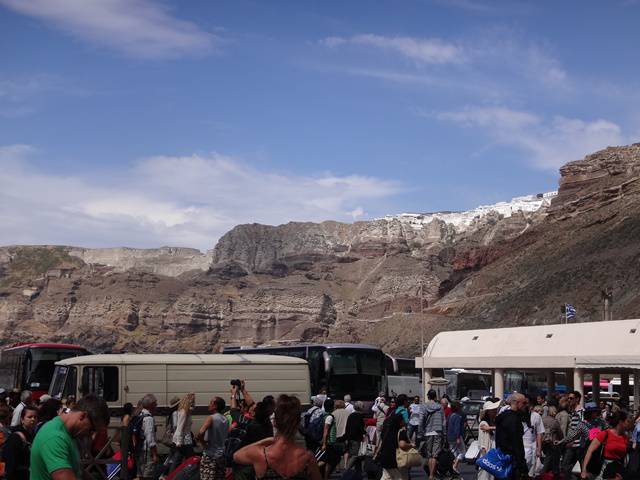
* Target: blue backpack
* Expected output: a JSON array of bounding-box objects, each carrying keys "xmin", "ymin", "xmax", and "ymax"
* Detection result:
[{"xmin": 306, "ymin": 412, "xmax": 327, "ymax": 444}]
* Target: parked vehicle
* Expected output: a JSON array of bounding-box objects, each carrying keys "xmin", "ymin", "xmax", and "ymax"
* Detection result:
[
  {"xmin": 0, "ymin": 342, "xmax": 90, "ymax": 400},
  {"xmin": 49, "ymin": 353, "xmax": 311, "ymax": 443}
]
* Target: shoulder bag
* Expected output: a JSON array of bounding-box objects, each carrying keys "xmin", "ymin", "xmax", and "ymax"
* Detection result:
[{"xmin": 396, "ymin": 428, "xmax": 422, "ymax": 468}]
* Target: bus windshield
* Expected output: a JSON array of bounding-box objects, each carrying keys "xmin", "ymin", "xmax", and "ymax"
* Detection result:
[
  {"xmin": 25, "ymin": 349, "xmax": 86, "ymax": 391},
  {"xmin": 328, "ymin": 349, "xmax": 384, "ymax": 400}
]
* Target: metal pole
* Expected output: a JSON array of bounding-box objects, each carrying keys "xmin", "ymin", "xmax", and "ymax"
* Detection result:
[
  {"xmin": 420, "ymin": 283, "xmax": 425, "ymax": 399},
  {"xmin": 120, "ymin": 425, "xmax": 128, "ymax": 480}
]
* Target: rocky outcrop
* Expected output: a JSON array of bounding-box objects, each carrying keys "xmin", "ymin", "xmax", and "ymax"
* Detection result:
[
  {"xmin": 69, "ymin": 246, "xmax": 213, "ymax": 277},
  {"xmin": 4, "ymin": 144, "xmax": 640, "ymax": 356},
  {"xmin": 548, "ymin": 143, "xmax": 640, "ymax": 219}
]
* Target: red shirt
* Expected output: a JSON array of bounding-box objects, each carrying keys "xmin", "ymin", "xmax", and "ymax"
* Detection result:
[{"xmin": 596, "ymin": 429, "xmax": 628, "ymax": 460}]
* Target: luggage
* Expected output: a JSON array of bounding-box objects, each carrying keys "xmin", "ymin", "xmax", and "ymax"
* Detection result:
[
  {"xmin": 167, "ymin": 456, "xmax": 200, "ymax": 480},
  {"xmin": 436, "ymin": 446, "xmax": 456, "ymax": 477},
  {"xmin": 362, "ymin": 457, "xmax": 382, "ymax": 480}
]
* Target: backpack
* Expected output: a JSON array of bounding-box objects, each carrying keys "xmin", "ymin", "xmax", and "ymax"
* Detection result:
[
  {"xmin": 128, "ymin": 412, "xmax": 151, "ymax": 453},
  {"xmin": 300, "ymin": 406, "xmax": 320, "ymax": 436},
  {"xmin": 326, "ymin": 413, "xmax": 337, "ymax": 445},
  {"xmin": 224, "ymin": 426, "xmax": 247, "ymax": 465},
  {"xmin": 307, "ymin": 411, "xmax": 328, "ymax": 444},
  {"xmin": 166, "ymin": 456, "xmax": 200, "ymax": 480},
  {"xmin": 436, "ymin": 440, "xmax": 456, "ymax": 477}
]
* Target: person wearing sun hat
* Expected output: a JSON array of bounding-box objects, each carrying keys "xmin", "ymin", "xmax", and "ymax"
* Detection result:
[
  {"xmin": 165, "ymin": 396, "xmax": 181, "ymax": 443},
  {"xmin": 478, "ymin": 399, "xmax": 502, "ymax": 480}
]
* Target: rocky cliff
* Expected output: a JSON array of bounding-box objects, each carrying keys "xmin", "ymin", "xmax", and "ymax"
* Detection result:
[{"xmin": 2, "ymin": 144, "xmax": 640, "ymax": 356}]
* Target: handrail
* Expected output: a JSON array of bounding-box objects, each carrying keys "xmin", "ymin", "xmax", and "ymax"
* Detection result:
[{"xmin": 80, "ymin": 425, "xmax": 129, "ymax": 479}]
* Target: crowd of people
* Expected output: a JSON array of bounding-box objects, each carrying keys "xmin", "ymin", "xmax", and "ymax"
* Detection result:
[
  {"xmin": 0, "ymin": 384, "xmax": 639, "ymax": 480},
  {"xmin": 489, "ymin": 391, "xmax": 640, "ymax": 480}
]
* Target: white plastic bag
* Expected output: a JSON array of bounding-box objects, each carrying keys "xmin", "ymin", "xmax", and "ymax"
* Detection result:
[{"xmin": 465, "ymin": 440, "xmax": 480, "ymax": 462}]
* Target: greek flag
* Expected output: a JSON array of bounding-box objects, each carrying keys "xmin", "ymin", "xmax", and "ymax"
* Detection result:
[{"xmin": 565, "ymin": 303, "xmax": 576, "ymax": 320}]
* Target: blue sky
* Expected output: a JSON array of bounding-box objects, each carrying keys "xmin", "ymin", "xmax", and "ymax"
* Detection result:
[{"xmin": 1, "ymin": 0, "xmax": 639, "ymax": 250}]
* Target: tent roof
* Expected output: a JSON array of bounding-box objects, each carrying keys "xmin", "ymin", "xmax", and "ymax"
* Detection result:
[{"xmin": 416, "ymin": 319, "xmax": 640, "ymax": 370}]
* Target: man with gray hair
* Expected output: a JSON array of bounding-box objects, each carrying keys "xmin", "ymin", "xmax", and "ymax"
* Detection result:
[
  {"xmin": 344, "ymin": 394, "xmax": 355, "ymax": 413},
  {"xmin": 10, "ymin": 389, "xmax": 32, "ymax": 427},
  {"xmin": 135, "ymin": 393, "xmax": 159, "ymax": 480}
]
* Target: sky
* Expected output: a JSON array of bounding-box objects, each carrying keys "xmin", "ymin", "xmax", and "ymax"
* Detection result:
[{"xmin": 1, "ymin": 0, "xmax": 639, "ymax": 251}]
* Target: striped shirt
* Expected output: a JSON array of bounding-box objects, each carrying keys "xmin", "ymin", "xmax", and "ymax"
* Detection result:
[
  {"xmin": 561, "ymin": 420, "xmax": 589, "ymax": 448},
  {"xmin": 567, "ymin": 408, "xmax": 583, "ymax": 448}
]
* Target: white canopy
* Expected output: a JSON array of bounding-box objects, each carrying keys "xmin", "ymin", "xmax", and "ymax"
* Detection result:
[{"xmin": 415, "ymin": 319, "xmax": 640, "ymax": 370}]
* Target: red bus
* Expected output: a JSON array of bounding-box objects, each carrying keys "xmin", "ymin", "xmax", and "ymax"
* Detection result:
[{"xmin": 0, "ymin": 343, "xmax": 90, "ymax": 400}]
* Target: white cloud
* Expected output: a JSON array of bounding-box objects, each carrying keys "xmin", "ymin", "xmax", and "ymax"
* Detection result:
[
  {"xmin": 0, "ymin": 0, "xmax": 217, "ymax": 59},
  {"xmin": 437, "ymin": 106, "xmax": 625, "ymax": 169},
  {"xmin": 0, "ymin": 147, "xmax": 402, "ymax": 250},
  {"xmin": 319, "ymin": 29, "xmax": 570, "ymax": 97},
  {"xmin": 321, "ymin": 34, "xmax": 463, "ymax": 64},
  {"xmin": 0, "ymin": 74, "xmax": 73, "ymax": 117}
]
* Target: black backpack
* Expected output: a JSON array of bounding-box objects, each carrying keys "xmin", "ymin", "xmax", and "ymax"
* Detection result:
[
  {"xmin": 128, "ymin": 412, "xmax": 151, "ymax": 453},
  {"xmin": 224, "ymin": 426, "xmax": 247, "ymax": 466},
  {"xmin": 436, "ymin": 439, "xmax": 456, "ymax": 477}
]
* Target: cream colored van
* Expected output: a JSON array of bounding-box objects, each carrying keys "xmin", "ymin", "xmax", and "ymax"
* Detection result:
[{"xmin": 49, "ymin": 353, "xmax": 311, "ymax": 441}]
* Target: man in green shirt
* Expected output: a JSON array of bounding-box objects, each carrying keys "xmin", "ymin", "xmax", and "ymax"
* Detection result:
[{"xmin": 31, "ymin": 394, "xmax": 109, "ymax": 480}]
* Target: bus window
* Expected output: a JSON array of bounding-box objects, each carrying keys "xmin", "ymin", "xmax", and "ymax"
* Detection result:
[
  {"xmin": 50, "ymin": 366, "xmax": 78, "ymax": 400},
  {"xmin": 360, "ymin": 351, "xmax": 384, "ymax": 376},
  {"xmin": 330, "ymin": 351, "xmax": 358, "ymax": 375},
  {"xmin": 385, "ymin": 355, "xmax": 396, "ymax": 374},
  {"xmin": 50, "ymin": 366, "xmax": 69, "ymax": 398},
  {"xmin": 65, "ymin": 366, "xmax": 77, "ymax": 399},
  {"xmin": 307, "ymin": 349, "xmax": 325, "ymax": 393},
  {"xmin": 82, "ymin": 366, "xmax": 119, "ymax": 402}
]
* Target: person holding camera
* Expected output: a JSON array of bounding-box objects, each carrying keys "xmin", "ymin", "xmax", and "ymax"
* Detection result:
[{"xmin": 230, "ymin": 380, "xmax": 255, "ymax": 426}]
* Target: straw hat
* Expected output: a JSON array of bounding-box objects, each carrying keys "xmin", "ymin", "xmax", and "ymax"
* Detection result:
[
  {"xmin": 169, "ymin": 396, "xmax": 181, "ymax": 408},
  {"xmin": 483, "ymin": 399, "xmax": 501, "ymax": 411}
]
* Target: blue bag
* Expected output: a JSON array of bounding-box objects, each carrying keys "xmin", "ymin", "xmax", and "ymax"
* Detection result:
[{"xmin": 475, "ymin": 448, "xmax": 513, "ymax": 479}]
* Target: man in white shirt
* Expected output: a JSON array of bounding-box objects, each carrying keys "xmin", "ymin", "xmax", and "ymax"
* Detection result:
[
  {"xmin": 343, "ymin": 394, "xmax": 355, "ymax": 413},
  {"xmin": 522, "ymin": 396, "xmax": 545, "ymax": 477},
  {"xmin": 10, "ymin": 390, "xmax": 32, "ymax": 427}
]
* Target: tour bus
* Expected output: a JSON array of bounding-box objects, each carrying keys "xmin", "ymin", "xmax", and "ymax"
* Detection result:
[
  {"xmin": 49, "ymin": 353, "xmax": 311, "ymax": 440},
  {"xmin": 223, "ymin": 344, "xmax": 385, "ymax": 402},
  {"xmin": 444, "ymin": 369, "xmax": 492, "ymax": 400},
  {"xmin": 384, "ymin": 354, "xmax": 422, "ymax": 397},
  {"xmin": 503, "ymin": 371, "xmax": 570, "ymax": 397},
  {"xmin": 0, "ymin": 343, "xmax": 90, "ymax": 400}
]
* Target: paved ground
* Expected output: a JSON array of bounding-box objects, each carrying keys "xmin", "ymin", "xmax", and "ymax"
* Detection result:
[{"xmin": 330, "ymin": 461, "xmax": 478, "ymax": 480}]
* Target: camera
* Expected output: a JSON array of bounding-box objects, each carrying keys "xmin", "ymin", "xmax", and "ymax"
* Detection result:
[{"xmin": 230, "ymin": 379, "xmax": 242, "ymax": 388}]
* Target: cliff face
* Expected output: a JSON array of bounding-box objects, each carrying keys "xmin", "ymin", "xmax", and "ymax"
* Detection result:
[{"xmin": 2, "ymin": 144, "xmax": 640, "ymax": 356}]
